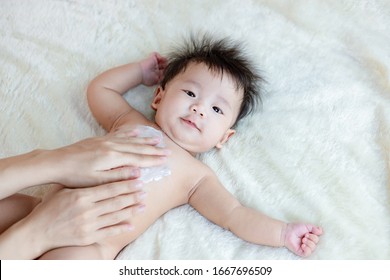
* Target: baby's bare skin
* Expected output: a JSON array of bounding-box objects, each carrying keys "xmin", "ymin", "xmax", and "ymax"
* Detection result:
[
  {"xmin": 40, "ymin": 50, "xmax": 322, "ymax": 259},
  {"xmin": 40, "ymin": 117, "xmax": 217, "ymax": 259},
  {"xmin": 98, "ymin": 118, "xmax": 213, "ymax": 258}
]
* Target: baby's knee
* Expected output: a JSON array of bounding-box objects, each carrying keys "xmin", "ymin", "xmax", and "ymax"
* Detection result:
[{"xmin": 0, "ymin": 194, "xmax": 41, "ymax": 233}]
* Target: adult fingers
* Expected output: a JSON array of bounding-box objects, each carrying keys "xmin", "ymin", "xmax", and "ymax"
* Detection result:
[
  {"xmin": 109, "ymin": 126, "xmax": 170, "ymax": 151},
  {"xmin": 93, "ymin": 222, "xmax": 135, "ymax": 241},
  {"xmin": 88, "ymin": 180, "xmax": 144, "ymax": 202},
  {"xmin": 111, "ymin": 134, "xmax": 162, "ymax": 146},
  {"xmin": 94, "ymin": 191, "xmax": 147, "ymax": 217},
  {"xmin": 95, "ymin": 203, "xmax": 145, "ymax": 231},
  {"xmin": 111, "ymin": 125, "xmax": 160, "ymax": 140},
  {"xmin": 113, "ymin": 141, "xmax": 171, "ymax": 156},
  {"xmin": 98, "ymin": 166, "xmax": 141, "ymax": 184},
  {"xmin": 109, "ymin": 152, "xmax": 168, "ymax": 170},
  {"xmin": 111, "ymin": 128, "xmax": 138, "ymax": 138}
]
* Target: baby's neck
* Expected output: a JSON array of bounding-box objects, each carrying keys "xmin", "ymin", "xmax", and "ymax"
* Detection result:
[{"xmin": 152, "ymin": 123, "xmax": 199, "ymax": 158}]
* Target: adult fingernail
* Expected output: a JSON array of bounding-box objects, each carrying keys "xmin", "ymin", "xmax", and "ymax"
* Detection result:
[
  {"xmin": 131, "ymin": 168, "xmax": 141, "ymax": 178},
  {"xmin": 137, "ymin": 204, "xmax": 146, "ymax": 213},
  {"xmin": 138, "ymin": 191, "xmax": 147, "ymax": 200},
  {"xmin": 150, "ymin": 137, "xmax": 161, "ymax": 144},
  {"xmin": 134, "ymin": 181, "xmax": 144, "ymax": 189},
  {"xmin": 127, "ymin": 224, "xmax": 135, "ymax": 231}
]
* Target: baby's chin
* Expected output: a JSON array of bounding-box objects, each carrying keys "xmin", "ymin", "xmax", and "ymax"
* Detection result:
[
  {"xmin": 155, "ymin": 121, "xmax": 217, "ymax": 155},
  {"xmin": 166, "ymin": 131, "xmax": 214, "ymax": 155}
]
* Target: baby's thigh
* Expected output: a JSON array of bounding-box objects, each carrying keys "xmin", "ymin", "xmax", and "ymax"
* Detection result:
[
  {"xmin": 97, "ymin": 232, "xmax": 135, "ymax": 259},
  {"xmin": 39, "ymin": 244, "xmax": 104, "ymax": 260},
  {"xmin": 0, "ymin": 193, "xmax": 40, "ymax": 233},
  {"xmin": 41, "ymin": 184, "xmax": 63, "ymax": 201},
  {"xmin": 40, "ymin": 240, "xmax": 128, "ymax": 260}
]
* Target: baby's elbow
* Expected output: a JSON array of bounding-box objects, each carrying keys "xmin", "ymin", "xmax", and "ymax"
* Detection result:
[
  {"xmin": 86, "ymin": 84, "xmax": 96, "ymax": 107},
  {"xmin": 86, "ymin": 82, "xmax": 106, "ymax": 106}
]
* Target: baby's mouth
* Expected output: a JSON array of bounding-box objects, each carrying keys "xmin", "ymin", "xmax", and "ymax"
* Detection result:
[{"xmin": 181, "ymin": 118, "xmax": 200, "ymax": 131}]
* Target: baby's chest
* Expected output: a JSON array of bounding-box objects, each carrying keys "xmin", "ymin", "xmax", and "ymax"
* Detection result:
[
  {"xmin": 144, "ymin": 167, "xmax": 198, "ymax": 205},
  {"xmin": 139, "ymin": 130, "xmax": 208, "ymax": 208}
]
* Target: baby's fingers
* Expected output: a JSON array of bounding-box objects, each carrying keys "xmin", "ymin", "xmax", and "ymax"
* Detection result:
[
  {"xmin": 155, "ymin": 52, "xmax": 167, "ymax": 65},
  {"xmin": 300, "ymin": 234, "xmax": 320, "ymax": 257},
  {"xmin": 308, "ymin": 225, "xmax": 323, "ymax": 236},
  {"xmin": 305, "ymin": 233, "xmax": 320, "ymax": 244},
  {"xmin": 300, "ymin": 243, "xmax": 314, "ymax": 257}
]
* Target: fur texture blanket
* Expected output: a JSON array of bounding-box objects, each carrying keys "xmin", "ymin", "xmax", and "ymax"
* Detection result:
[{"xmin": 1, "ymin": 0, "xmax": 389, "ymax": 259}]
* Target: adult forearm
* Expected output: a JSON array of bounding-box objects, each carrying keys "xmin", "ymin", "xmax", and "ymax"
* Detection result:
[
  {"xmin": 227, "ymin": 206, "xmax": 287, "ymax": 247},
  {"xmin": 0, "ymin": 219, "xmax": 43, "ymax": 259},
  {"xmin": 0, "ymin": 149, "xmax": 57, "ymax": 199}
]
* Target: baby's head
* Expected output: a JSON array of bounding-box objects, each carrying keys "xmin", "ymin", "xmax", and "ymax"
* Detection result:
[{"xmin": 152, "ymin": 34, "xmax": 263, "ymax": 154}]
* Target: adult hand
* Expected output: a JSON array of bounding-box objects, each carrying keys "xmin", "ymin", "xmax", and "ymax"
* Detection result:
[
  {"xmin": 0, "ymin": 126, "xmax": 170, "ymax": 199},
  {"xmin": 47, "ymin": 126, "xmax": 170, "ymax": 187},
  {"xmin": 0, "ymin": 179, "xmax": 145, "ymax": 259}
]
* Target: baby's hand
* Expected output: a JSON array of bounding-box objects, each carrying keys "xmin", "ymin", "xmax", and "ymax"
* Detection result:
[
  {"xmin": 283, "ymin": 223, "xmax": 323, "ymax": 257},
  {"xmin": 140, "ymin": 52, "xmax": 167, "ymax": 86}
]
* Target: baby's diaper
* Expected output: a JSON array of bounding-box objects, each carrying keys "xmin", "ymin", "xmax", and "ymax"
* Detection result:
[{"xmin": 136, "ymin": 125, "xmax": 171, "ymax": 183}]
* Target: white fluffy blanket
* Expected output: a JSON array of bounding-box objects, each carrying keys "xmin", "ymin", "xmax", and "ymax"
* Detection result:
[{"xmin": 1, "ymin": 0, "xmax": 389, "ymax": 260}]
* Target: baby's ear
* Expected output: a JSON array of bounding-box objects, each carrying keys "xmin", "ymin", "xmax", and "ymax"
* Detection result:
[
  {"xmin": 216, "ymin": 129, "xmax": 236, "ymax": 149},
  {"xmin": 151, "ymin": 86, "xmax": 164, "ymax": 110}
]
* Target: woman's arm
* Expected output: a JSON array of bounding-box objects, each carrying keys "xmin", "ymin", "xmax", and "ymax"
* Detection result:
[
  {"xmin": 0, "ymin": 180, "xmax": 146, "ymax": 259},
  {"xmin": 0, "ymin": 126, "xmax": 170, "ymax": 200},
  {"xmin": 0, "ymin": 149, "xmax": 56, "ymax": 199}
]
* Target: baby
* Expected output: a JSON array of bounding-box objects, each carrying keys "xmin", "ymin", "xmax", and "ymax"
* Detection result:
[{"xmin": 40, "ymin": 35, "xmax": 323, "ymax": 259}]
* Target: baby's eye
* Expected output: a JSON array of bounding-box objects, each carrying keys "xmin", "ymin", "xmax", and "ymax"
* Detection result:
[
  {"xmin": 213, "ymin": 106, "xmax": 223, "ymax": 114},
  {"xmin": 183, "ymin": 90, "xmax": 195, "ymax": 97}
]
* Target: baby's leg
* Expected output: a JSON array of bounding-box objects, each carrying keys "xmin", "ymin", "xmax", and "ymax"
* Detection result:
[
  {"xmin": 40, "ymin": 236, "xmax": 133, "ymax": 259},
  {"xmin": 0, "ymin": 193, "xmax": 41, "ymax": 234},
  {"xmin": 39, "ymin": 232, "xmax": 135, "ymax": 259},
  {"xmin": 39, "ymin": 244, "xmax": 106, "ymax": 260}
]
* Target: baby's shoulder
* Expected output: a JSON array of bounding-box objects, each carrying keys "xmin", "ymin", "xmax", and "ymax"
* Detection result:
[{"xmin": 110, "ymin": 112, "xmax": 155, "ymax": 132}]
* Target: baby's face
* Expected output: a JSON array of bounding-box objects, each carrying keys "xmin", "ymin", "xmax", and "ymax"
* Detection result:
[{"xmin": 152, "ymin": 62, "xmax": 243, "ymax": 154}]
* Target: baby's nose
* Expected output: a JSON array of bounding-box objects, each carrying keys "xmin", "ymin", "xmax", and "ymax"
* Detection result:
[{"xmin": 191, "ymin": 104, "xmax": 205, "ymax": 117}]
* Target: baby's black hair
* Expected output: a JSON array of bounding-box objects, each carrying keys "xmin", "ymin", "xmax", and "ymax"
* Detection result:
[{"xmin": 160, "ymin": 33, "xmax": 264, "ymax": 125}]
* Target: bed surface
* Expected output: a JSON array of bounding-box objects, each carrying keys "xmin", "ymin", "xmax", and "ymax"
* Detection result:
[{"xmin": 1, "ymin": 0, "xmax": 389, "ymax": 259}]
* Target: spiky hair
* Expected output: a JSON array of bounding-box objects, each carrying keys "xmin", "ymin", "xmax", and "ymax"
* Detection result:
[{"xmin": 160, "ymin": 34, "xmax": 264, "ymax": 125}]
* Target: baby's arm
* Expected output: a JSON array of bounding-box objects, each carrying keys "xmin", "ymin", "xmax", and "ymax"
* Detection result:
[
  {"xmin": 189, "ymin": 172, "xmax": 322, "ymax": 257},
  {"xmin": 87, "ymin": 53, "xmax": 167, "ymax": 131}
]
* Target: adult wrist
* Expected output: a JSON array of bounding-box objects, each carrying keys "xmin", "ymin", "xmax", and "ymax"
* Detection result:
[
  {"xmin": 0, "ymin": 218, "xmax": 45, "ymax": 259},
  {"xmin": 0, "ymin": 149, "xmax": 56, "ymax": 198},
  {"xmin": 29, "ymin": 148, "xmax": 62, "ymax": 185},
  {"xmin": 39, "ymin": 147, "xmax": 70, "ymax": 184}
]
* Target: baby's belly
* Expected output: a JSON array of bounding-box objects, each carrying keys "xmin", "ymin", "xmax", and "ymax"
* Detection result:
[
  {"xmin": 126, "ymin": 189, "xmax": 183, "ymax": 241},
  {"xmin": 101, "ymin": 175, "xmax": 189, "ymax": 251}
]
